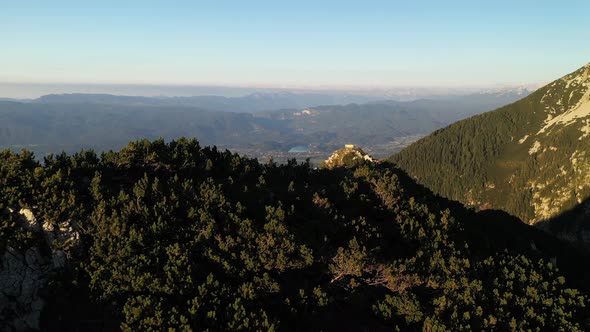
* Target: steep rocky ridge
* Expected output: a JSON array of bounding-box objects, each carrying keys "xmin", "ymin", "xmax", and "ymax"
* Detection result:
[{"xmin": 390, "ymin": 62, "xmax": 590, "ymax": 245}]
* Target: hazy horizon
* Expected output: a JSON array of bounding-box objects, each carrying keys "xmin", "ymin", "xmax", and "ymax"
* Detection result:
[{"xmin": 0, "ymin": 81, "xmax": 543, "ymax": 99}]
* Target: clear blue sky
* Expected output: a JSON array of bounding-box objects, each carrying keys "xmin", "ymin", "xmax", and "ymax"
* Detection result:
[{"xmin": 1, "ymin": 0, "xmax": 589, "ymax": 88}]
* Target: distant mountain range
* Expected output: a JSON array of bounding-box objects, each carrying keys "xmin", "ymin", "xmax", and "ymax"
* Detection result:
[
  {"xmin": 31, "ymin": 92, "xmax": 381, "ymax": 113},
  {"xmin": 390, "ymin": 62, "xmax": 590, "ymax": 246},
  {"xmin": 0, "ymin": 90, "xmax": 530, "ymax": 159},
  {"xmin": 28, "ymin": 89, "xmax": 531, "ymax": 113}
]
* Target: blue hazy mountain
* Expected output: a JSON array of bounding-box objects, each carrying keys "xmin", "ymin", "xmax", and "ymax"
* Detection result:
[{"xmin": 0, "ymin": 90, "xmax": 530, "ymax": 158}]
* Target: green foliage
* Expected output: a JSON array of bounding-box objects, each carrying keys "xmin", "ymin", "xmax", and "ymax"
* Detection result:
[{"xmin": 1, "ymin": 138, "xmax": 588, "ymax": 330}]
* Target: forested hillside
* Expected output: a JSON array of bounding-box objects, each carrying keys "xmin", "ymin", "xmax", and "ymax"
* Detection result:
[
  {"xmin": 1, "ymin": 138, "xmax": 589, "ymax": 331},
  {"xmin": 0, "ymin": 91, "xmax": 528, "ymax": 160},
  {"xmin": 390, "ymin": 62, "xmax": 590, "ymax": 245}
]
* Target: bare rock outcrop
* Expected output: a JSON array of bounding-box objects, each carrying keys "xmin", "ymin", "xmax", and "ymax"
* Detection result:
[
  {"xmin": 0, "ymin": 247, "xmax": 49, "ymax": 331},
  {"xmin": 0, "ymin": 208, "xmax": 80, "ymax": 331}
]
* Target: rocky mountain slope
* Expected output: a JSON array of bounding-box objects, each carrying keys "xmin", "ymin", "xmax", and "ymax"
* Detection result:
[{"xmin": 390, "ymin": 62, "xmax": 590, "ymax": 245}]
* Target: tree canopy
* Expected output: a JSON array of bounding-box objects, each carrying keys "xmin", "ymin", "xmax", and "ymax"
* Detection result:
[{"xmin": 1, "ymin": 138, "xmax": 589, "ymax": 331}]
